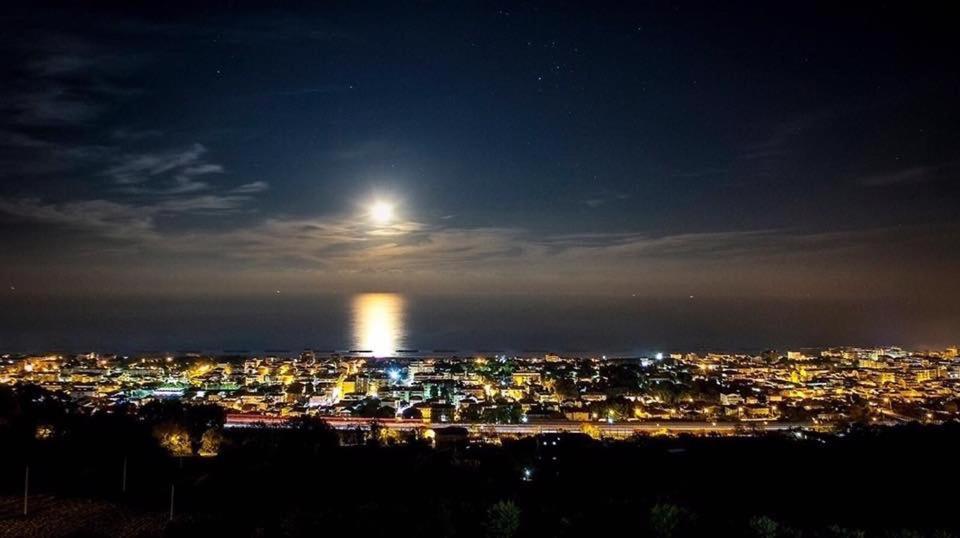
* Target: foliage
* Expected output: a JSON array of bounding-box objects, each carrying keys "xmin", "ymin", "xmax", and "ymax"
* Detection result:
[
  {"xmin": 200, "ymin": 427, "xmax": 223, "ymax": 456},
  {"xmin": 827, "ymin": 525, "xmax": 866, "ymax": 538},
  {"xmin": 749, "ymin": 515, "xmax": 780, "ymax": 538},
  {"xmin": 401, "ymin": 406, "xmax": 423, "ymax": 419},
  {"xmin": 485, "ymin": 500, "xmax": 521, "ymax": 538},
  {"xmin": 580, "ymin": 422, "xmax": 601, "ymax": 440},
  {"xmin": 153, "ymin": 421, "xmax": 191, "ymax": 456},
  {"xmin": 589, "ymin": 395, "xmax": 634, "ymax": 420},
  {"xmin": 355, "ymin": 397, "xmax": 394, "ymax": 418},
  {"xmin": 462, "ymin": 401, "xmax": 523, "ymax": 424},
  {"xmin": 649, "ymin": 503, "xmax": 695, "ymax": 538},
  {"xmin": 139, "ymin": 399, "xmax": 225, "ymax": 454},
  {"xmin": 551, "ymin": 376, "xmax": 579, "ymax": 401},
  {"xmin": 3, "ymin": 383, "xmax": 960, "ymax": 537}
]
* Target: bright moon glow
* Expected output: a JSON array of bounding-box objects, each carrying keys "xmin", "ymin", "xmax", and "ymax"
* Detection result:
[
  {"xmin": 352, "ymin": 293, "xmax": 406, "ymax": 357},
  {"xmin": 370, "ymin": 201, "xmax": 394, "ymax": 224}
]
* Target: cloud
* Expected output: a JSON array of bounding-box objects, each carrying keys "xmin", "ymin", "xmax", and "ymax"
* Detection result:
[
  {"xmin": 0, "ymin": 197, "xmax": 154, "ymax": 240},
  {"xmin": 2, "ymin": 34, "xmax": 139, "ymax": 127},
  {"xmin": 7, "ymin": 86, "xmax": 104, "ymax": 125},
  {"xmin": 0, "ymin": 192, "xmax": 922, "ymax": 264},
  {"xmin": 230, "ymin": 181, "xmax": 270, "ymax": 194},
  {"xmin": 28, "ymin": 53, "xmax": 99, "ymax": 77},
  {"xmin": 106, "ymin": 143, "xmax": 208, "ymax": 184},
  {"xmin": 0, "ymin": 190, "xmax": 258, "ymax": 241},
  {"xmin": 2, "ymin": 192, "xmax": 926, "ymax": 270},
  {"xmin": 0, "ymin": 33, "xmax": 148, "ymax": 183},
  {"xmin": 2, "ymin": 190, "xmax": 957, "ymax": 299},
  {"xmin": 103, "ymin": 143, "xmax": 237, "ymax": 196},
  {"xmin": 0, "ymin": 129, "xmax": 56, "ymax": 149},
  {"xmin": 153, "ymin": 194, "xmax": 251, "ymax": 213},
  {"xmin": 0, "ymin": 33, "xmax": 265, "ymax": 240},
  {"xmin": 583, "ymin": 191, "xmax": 629, "ymax": 209},
  {"xmin": 858, "ymin": 166, "xmax": 932, "ymax": 187}
]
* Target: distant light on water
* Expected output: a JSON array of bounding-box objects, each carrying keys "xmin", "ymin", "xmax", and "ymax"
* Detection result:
[{"xmin": 352, "ymin": 293, "xmax": 406, "ymax": 357}]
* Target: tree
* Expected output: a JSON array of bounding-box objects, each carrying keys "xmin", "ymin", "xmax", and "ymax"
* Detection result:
[
  {"xmin": 141, "ymin": 400, "xmax": 225, "ymax": 455},
  {"xmin": 200, "ymin": 427, "xmax": 223, "ymax": 456},
  {"xmin": 580, "ymin": 423, "xmax": 601, "ymax": 440},
  {"xmin": 153, "ymin": 421, "xmax": 191, "ymax": 456},
  {"xmin": 376, "ymin": 424, "xmax": 401, "ymax": 445},
  {"xmin": 402, "ymin": 407, "xmax": 423, "ymax": 420},
  {"xmin": 551, "ymin": 377, "xmax": 578, "ymax": 401},
  {"xmin": 183, "ymin": 404, "xmax": 225, "ymax": 455},
  {"xmin": 0, "ymin": 384, "xmax": 74, "ymax": 436},
  {"xmin": 368, "ymin": 421, "xmax": 384, "ymax": 446},
  {"xmin": 826, "ymin": 526, "xmax": 866, "ymax": 538},
  {"xmin": 286, "ymin": 381, "xmax": 305, "ymax": 396},
  {"xmin": 356, "ymin": 398, "xmax": 383, "ymax": 418},
  {"xmin": 650, "ymin": 503, "xmax": 695, "ymax": 538},
  {"xmin": 749, "ymin": 516, "xmax": 780, "ymax": 538},
  {"xmin": 485, "ymin": 500, "xmax": 520, "ymax": 538}
]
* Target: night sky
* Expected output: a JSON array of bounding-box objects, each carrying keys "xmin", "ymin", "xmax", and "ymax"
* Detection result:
[{"xmin": 1, "ymin": 3, "xmax": 958, "ymax": 349}]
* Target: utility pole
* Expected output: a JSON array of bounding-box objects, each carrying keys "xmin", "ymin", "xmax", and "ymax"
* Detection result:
[
  {"xmin": 169, "ymin": 483, "xmax": 175, "ymax": 522},
  {"xmin": 121, "ymin": 457, "xmax": 127, "ymax": 494},
  {"xmin": 23, "ymin": 465, "xmax": 29, "ymax": 516}
]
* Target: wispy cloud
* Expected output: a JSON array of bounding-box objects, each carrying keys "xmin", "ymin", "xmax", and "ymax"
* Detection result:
[
  {"xmin": 106, "ymin": 143, "xmax": 208, "ymax": 184},
  {"xmin": 1, "ymin": 33, "xmax": 138, "ymax": 127},
  {"xmin": 2, "ymin": 188, "xmax": 957, "ymax": 299},
  {"xmin": 0, "ymin": 129, "xmax": 56, "ymax": 149},
  {"xmin": 0, "ymin": 197, "xmax": 155, "ymax": 240},
  {"xmin": 230, "ymin": 181, "xmax": 270, "ymax": 194},
  {"xmin": 0, "ymin": 190, "xmax": 256, "ymax": 241},
  {"xmin": 103, "ymin": 143, "xmax": 235, "ymax": 196},
  {"xmin": 3, "ymin": 189, "xmax": 948, "ymax": 272},
  {"xmin": 0, "ymin": 31, "xmax": 147, "ymax": 185},
  {"xmin": 7, "ymin": 86, "xmax": 104, "ymax": 126},
  {"xmin": 582, "ymin": 191, "xmax": 630, "ymax": 209},
  {"xmin": 856, "ymin": 164, "xmax": 951, "ymax": 187}
]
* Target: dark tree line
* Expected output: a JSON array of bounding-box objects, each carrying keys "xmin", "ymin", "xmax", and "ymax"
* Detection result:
[{"xmin": 2, "ymin": 383, "xmax": 959, "ymax": 537}]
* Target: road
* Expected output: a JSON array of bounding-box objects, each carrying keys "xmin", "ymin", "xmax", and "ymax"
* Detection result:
[{"xmin": 225, "ymin": 414, "xmax": 831, "ymax": 436}]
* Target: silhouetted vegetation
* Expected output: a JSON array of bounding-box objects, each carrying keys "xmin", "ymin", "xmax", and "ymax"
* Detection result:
[{"xmin": 1, "ymin": 384, "xmax": 959, "ymax": 537}]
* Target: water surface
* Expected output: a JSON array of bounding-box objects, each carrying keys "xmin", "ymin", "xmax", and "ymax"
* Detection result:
[{"xmin": 0, "ymin": 293, "xmax": 957, "ymax": 354}]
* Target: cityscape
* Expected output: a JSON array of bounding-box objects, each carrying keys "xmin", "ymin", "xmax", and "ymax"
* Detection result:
[
  {"xmin": 5, "ymin": 344, "xmax": 960, "ymax": 444},
  {"xmin": 4, "ymin": 343, "xmax": 960, "ymax": 535},
  {"xmin": 2, "ymin": 1, "xmax": 959, "ymax": 537}
]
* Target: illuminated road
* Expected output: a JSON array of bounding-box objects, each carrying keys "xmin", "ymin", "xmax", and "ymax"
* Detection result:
[
  {"xmin": 225, "ymin": 414, "xmax": 837, "ymax": 436},
  {"xmin": 877, "ymin": 408, "xmax": 913, "ymax": 422}
]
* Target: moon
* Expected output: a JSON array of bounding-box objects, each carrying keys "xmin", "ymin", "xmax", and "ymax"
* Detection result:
[{"xmin": 370, "ymin": 201, "xmax": 394, "ymax": 224}]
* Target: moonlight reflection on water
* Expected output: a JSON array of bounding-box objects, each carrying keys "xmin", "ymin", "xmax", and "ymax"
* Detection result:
[{"xmin": 351, "ymin": 293, "xmax": 407, "ymax": 357}]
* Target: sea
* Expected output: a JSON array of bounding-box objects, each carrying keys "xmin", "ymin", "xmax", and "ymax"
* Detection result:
[{"xmin": 0, "ymin": 292, "xmax": 955, "ymax": 355}]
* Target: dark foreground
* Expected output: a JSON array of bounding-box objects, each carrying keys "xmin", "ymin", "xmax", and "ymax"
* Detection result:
[{"xmin": 1, "ymin": 386, "xmax": 958, "ymax": 537}]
